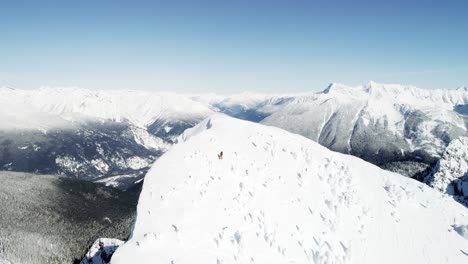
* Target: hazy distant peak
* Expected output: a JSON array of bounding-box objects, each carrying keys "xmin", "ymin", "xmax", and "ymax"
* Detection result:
[
  {"xmin": 321, "ymin": 82, "xmax": 356, "ymax": 95},
  {"xmin": 0, "ymin": 86, "xmax": 16, "ymax": 91}
]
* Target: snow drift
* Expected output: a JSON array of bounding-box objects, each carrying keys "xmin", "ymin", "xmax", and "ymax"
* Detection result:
[{"xmin": 111, "ymin": 115, "xmax": 468, "ymax": 264}]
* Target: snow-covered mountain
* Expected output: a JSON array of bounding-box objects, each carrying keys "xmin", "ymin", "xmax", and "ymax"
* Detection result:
[
  {"xmin": 0, "ymin": 87, "xmax": 213, "ymax": 129},
  {"xmin": 111, "ymin": 115, "xmax": 468, "ymax": 264},
  {"xmin": 0, "ymin": 87, "xmax": 215, "ymax": 187},
  {"xmin": 1, "ymin": 83, "xmax": 466, "ymax": 187},
  {"xmin": 425, "ymin": 137, "xmax": 468, "ymax": 206},
  {"xmin": 262, "ymin": 81, "xmax": 468, "ymax": 177},
  {"xmin": 0, "ymin": 86, "xmax": 295, "ymax": 188}
]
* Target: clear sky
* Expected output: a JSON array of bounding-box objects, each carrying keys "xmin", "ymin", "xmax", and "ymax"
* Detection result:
[{"xmin": 1, "ymin": 0, "xmax": 467, "ymax": 93}]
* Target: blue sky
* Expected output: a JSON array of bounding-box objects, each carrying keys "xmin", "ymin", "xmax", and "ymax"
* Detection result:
[{"xmin": 1, "ymin": 0, "xmax": 467, "ymax": 93}]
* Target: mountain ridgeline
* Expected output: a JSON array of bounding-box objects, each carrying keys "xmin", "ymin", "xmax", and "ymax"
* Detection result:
[
  {"xmin": 0, "ymin": 171, "xmax": 138, "ymax": 264},
  {"xmin": 0, "ymin": 82, "xmax": 466, "ymax": 189},
  {"xmin": 111, "ymin": 115, "xmax": 468, "ymax": 264},
  {"xmin": 262, "ymin": 82, "xmax": 468, "ymax": 177}
]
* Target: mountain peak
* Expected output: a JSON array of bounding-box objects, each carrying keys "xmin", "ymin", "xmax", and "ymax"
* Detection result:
[
  {"xmin": 323, "ymin": 82, "xmax": 338, "ymax": 93},
  {"xmin": 457, "ymin": 86, "xmax": 468, "ymax": 92},
  {"xmin": 322, "ymin": 82, "xmax": 354, "ymax": 94},
  {"xmin": 0, "ymin": 86, "xmax": 16, "ymax": 91},
  {"xmin": 111, "ymin": 115, "xmax": 468, "ymax": 264}
]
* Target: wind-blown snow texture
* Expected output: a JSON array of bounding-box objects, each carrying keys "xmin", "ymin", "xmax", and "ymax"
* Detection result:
[
  {"xmin": 425, "ymin": 137, "xmax": 468, "ymax": 206},
  {"xmin": 112, "ymin": 115, "xmax": 468, "ymax": 264}
]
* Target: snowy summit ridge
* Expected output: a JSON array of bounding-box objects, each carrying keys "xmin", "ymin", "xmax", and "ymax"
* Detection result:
[{"xmin": 112, "ymin": 115, "xmax": 468, "ymax": 264}]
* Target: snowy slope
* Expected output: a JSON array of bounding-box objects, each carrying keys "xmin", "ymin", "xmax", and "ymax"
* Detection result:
[
  {"xmin": 112, "ymin": 115, "xmax": 468, "ymax": 264},
  {"xmin": 262, "ymin": 81, "xmax": 468, "ymax": 169},
  {"xmin": 425, "ymin": 137, "xmax": 468, "ymax": 205}
]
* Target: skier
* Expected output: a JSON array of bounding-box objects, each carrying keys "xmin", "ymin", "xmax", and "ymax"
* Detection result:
[{"xmin": 218, "ymin": 151, "xmax": 223, "ymax": 160}]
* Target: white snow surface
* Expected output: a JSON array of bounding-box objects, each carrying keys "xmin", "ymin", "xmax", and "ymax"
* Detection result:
[
  {"xmin": 2, "ymin": 82, "xmax": 465, "ymax": 138},
  {"xmin": 95, "ymin": 173, "xmax": 142, "ymax": 189},
  {"xmin": 112, "ymin": 115, "xmax": 468, "ymax": 264}
]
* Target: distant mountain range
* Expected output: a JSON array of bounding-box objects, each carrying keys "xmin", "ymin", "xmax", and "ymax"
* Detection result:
[
  {"xmin": 0, "ymin": 82, "xmax": 466, "ymax": 189},
  {"xmin": 262, "ymin": 82, "xmax": 468, "ymax": 177},
  {"xmin": 0, "ymin": 88, "xmax": 211, "ymax": 189}
]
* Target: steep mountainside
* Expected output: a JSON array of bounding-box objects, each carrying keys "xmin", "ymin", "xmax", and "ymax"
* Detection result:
[
  {"xmin": 111, "ymin": 115, "xmax": 468, "ymax": 264},
  {"xmin": 0, "ymin": 171, "xmax": 138, "ymax": 264},
  {"xmin": 0, "ymin": 87, "xmax": 213, "ymax": 128},
  {"xmin": 262, "ymin": 82, "xmax": 468, "ymax": 177},
  {"xmin": 425, "ymin": 137, "xmax": 468, "ymax": 206}
]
